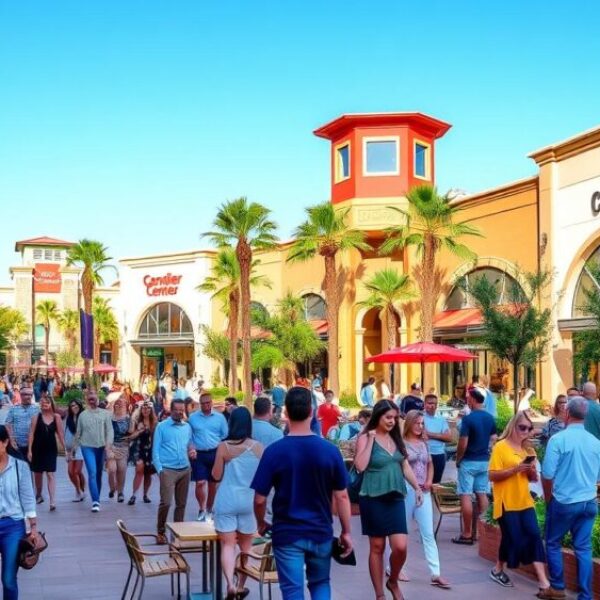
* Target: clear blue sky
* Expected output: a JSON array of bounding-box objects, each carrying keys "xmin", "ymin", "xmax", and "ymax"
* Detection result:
[{"xmin": 1, "ymin": 1, "xmax": 599, "ymax": 285}]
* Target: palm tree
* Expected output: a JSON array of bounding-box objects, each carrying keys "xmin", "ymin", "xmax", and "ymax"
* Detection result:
[
  {"xmin": 57, "ymin": 308, "xmax": 80, "ymax": 352},
  {"xmin": 198, "ymin": 248, "xmax": 270, "ymax": 394},
  {"xmin": 203, "ymin": 198, "xmax": 278, "ymax": 405},
  {"xmin": 92, "ymin": 297, "xmax": 119, "ymax": 365},
  {"xmin": 35, "ymin": 300, "xmax": 60, "ymax": 364},
  {"xmin": 288, "ymin": 202, "xmax": 371, "ymax": 394},
  {"xmin": 0, "ymin": 307, "xmax": 29, "ymax": 364},
  {"xmin": 66, "ymin": 239, "xmax": 113, "ymax": 376},
  {"xmin": 358, "ymin": 268, "xmax": 415, "ymax": 391},
  {"xmin": 381, "ymin": 185, "xmax": 482, "ymax": 342}
]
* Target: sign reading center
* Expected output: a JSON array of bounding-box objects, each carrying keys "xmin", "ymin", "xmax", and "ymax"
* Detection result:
[
  {"xmin": 592, "ymin": 191, "xmax": 600, "ymax": 216},
  {"xmin": 143, "ymin": 273, "xmax": 182, "ymax": 297}
]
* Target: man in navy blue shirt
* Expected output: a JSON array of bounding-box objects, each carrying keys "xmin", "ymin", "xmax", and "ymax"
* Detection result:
[
  {"xmin": 251, "ymin": 386, "xmax": 353, "ymax": 599},
  {"xmin": 453, "ymin": 387, "xmax": 497, "ymax": 544}
]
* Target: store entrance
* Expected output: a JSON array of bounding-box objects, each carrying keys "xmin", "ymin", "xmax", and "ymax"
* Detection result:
[{"xmin": 140, "ymin": 346, "xmax": 193, "ymax": 380}]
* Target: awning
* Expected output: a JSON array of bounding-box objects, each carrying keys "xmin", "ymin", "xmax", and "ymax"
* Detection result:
[
  {"xmin": 129, "ymin": 337, "xmax": 194, "ymax": 348},
  {"xmin": 557, "ymin": 317, "xmax": 596, "ymax": 332},
  {"xmin": 309, "ymin": 319, "xmax": 328, "ymax": 337},
  {"xmin": 433, "ymin": 308, "xmax": 483, "ymax": 333}
]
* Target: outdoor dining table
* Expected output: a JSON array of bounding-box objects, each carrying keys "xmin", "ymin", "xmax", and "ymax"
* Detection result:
[{"xmin": 166, "ymin": 521, "xmax": 222, "ymax": 600}]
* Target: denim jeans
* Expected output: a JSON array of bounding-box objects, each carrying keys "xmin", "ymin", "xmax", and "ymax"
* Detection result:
[
  {"xmin": 0, "ymin": 517, "xmax": 26, "ymax": 600},
  {"xmin": 81, "ymin": 446, "xmax": 105, "ymax": 503},
  {"xmin": 405, "ymin": 488, "xmax": 440, "ymax": 576},
  {"xmin": 273, "ymin": 539, "xmax": 332, "ymax": 600},
  {"xmin": 546, "ymin": 498, "xmax": 598, "ymax": 599}
]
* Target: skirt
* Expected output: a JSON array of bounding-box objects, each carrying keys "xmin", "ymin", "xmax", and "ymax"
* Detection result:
[
  {"xmin": 497, "ymin": 507, "xmax": 545, "ymax": 568},
  {"xmin": 359, "ymin": 492, "xmax": 407, "ymax": 537}
]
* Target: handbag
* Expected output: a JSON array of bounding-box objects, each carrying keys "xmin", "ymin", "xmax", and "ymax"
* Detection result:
[
  {"xmin": 347, "ymin": 465, "xmax": 363, "ymax": 504},
  {"xmin": 15, "ymin": 458, "xmax": 48, "ymax": 569}
]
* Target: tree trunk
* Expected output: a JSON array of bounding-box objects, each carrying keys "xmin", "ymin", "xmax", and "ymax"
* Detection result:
[
  {"xmin": 228, "ymin": 289, "xmax": 239, "ymax": 394},
  {"xmin": 513, "ymin": 360, "xmax": 520, "ymax": 413},
  {"xmin": 82, "ymin": 269, "xmax": 93, "ymax": 380},
  {"xmin": 323, "ymin": 252, "xmax": 340, "ymax": 395},
  {"xmin": 94, "ymin": 332, "xmax": 100, "ymax": 366},
  {"xmin": 386, "ymin": 304, "xmax": 399, "ymax": 393},
  {"xmin": 44, "ymin": 326, "xmax": 50, "ymax": 365},
  {"xmin": 237, "ymin": 240, "xmax": 253, "ymax": 407},
  {"xmin": 419, "ymin": 235, "xmax": 437, "ymax": 343}
]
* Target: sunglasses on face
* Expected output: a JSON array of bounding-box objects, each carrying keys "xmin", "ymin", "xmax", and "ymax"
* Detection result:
[{"xmin": 517, "ymin": 424, "xmax": 533, "ymax": 433}]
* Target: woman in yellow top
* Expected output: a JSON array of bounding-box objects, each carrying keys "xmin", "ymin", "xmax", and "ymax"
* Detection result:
[{"xmin": 488, "ymin": 411, "xmax": 551, "ymax": 595}]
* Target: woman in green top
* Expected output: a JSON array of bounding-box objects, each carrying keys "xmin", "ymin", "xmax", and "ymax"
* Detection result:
[{"xmin": 355, "ymin": 400, "xmax": 423, "ymax": 600}]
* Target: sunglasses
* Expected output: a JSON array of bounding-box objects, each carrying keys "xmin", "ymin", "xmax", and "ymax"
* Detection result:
[{"xmin": 517, "ymin": 424, "xmax": 533, "ymax": 433}]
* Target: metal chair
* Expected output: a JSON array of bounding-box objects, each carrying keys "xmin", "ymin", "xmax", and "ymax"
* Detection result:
[
  {"xmin": 116, "ymin": 519, "xmax": 190, "ymax": 600},
  {"xmin": 431, "ymin": 483, "xmax": 462, "ymax": 539},
  {"xmin": 235, "ymin": 540, "xmax": 278, "ymax": 600}
]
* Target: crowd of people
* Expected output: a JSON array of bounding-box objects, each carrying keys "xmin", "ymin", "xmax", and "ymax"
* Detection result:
[{"xmin": 1, "ymin": 370, "xmax": 600, "ymax": 600}]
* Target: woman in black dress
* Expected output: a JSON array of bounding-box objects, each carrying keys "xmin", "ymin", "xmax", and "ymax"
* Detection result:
[
  {"xmin": 127, "ymin": 401, "xmax": 157, "ymax": 505},
  {"xmin": 28, "ymin": 394, "xmax": 65, "ymax": 511}
]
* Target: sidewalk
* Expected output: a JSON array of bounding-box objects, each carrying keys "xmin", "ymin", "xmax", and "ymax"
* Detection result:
[{"xmin": 18, "ymin": 458, "xmax": 554, "ymax": 599}]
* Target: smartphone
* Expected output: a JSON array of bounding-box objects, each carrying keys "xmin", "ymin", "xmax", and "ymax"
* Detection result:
[{"xmin": 523, "ymin": 455, "xmax": 536, "ymax": 464}]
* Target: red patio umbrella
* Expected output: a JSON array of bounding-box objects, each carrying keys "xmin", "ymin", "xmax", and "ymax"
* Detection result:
[
  {"xmin": 93, "ymin": 364, "xmax": 119, "ymax": 374},
  {"xmin": 365, "ymin": 342, "xmax": 477, "ymax": 389},
  {"xmin": 65, "ymin": 366, "xmax": 85, "ymax": 374}
]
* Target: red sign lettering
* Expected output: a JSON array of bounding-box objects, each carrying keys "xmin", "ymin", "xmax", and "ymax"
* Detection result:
[{"xmin": 143, "ymin": 273, "xmax": 182, "ymax": 297}]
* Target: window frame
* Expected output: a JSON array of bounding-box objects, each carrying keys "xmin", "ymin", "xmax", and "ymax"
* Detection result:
[
  {"xmin": 334, "ymin": 142, "xmax": 351, "ymax": 183},
  {"xmin": 413, "ymin": 139, "xmax": 431, "ymax": 180},
  {"xmin": 362, "ymin": 136, "xmax": 400, "ymax": 177}
]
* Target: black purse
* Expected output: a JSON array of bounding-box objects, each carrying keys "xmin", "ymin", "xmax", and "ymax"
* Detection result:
[
  {"xmin": 347, "ymin": 465, "xmax": 363, "ymax": 504},
  {"xmin": 15, "ymin": 459, "xmax": 48, "ymax": 569}
]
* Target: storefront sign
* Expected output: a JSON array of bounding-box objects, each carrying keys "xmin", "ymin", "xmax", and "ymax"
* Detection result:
[
  {"xmin": 143, "ymin": 273, "xmax": 182, "ymax": 297},
  {"xmin": 33, "ymin": 263, "xmax": 61, "ymax": 292},
  {"xmin": 143, "ymin": 347, "xmax": 164, "ymax": 358},
  {"xmin": 591, "ymin": 191, "xmax": 600, "ymax": 216}
]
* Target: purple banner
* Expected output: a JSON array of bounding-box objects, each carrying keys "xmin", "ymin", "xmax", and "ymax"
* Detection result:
[{"xmin": 80, "ymin": 309, "xmax": 94, "ymax": 360}]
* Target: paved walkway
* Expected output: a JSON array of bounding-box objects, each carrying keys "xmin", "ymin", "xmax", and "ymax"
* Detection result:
[{"xmin": 16, "ymin": 458, "xmax": 558, "ymax": 599}]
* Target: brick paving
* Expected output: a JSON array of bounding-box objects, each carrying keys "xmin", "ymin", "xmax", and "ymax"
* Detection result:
[{"xmin": 15, "ymin": 458, "xmax": 567, "ymax": 599}]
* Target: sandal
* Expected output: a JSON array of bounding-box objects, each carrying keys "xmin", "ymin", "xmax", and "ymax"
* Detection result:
[
  {"xmin": 156, "ymin": 533, "xmax": 168, "ymax": 545},
  {"xmin": 143, "ymin": 495, "xmax": 151, "ymax": 503},
  {"xmin": 49, "ymin": 505, "xmax": 56, "ymax": 512},
  {"xmin": 236, "ymin": 589, "xmax": 250, "ymax": 599},
  {"xmin": 451, "ymin": 535, "xmax": 474, "ymax": 545},
  {"xmin": 431, "ymin": 576, "xmax": 451, "ymax": 589},
  {"xmin": 128, "ymin": 496, "xmax": 136, "ymax": 506}
]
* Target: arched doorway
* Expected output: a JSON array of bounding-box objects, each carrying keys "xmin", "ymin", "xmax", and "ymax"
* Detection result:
[
  {"xmin": 571, "ymin": 245, "xmax": 600, "ymax": 384},
  {"xmin": 136, "ymin": 302, "xmax": 194, "ymax": 380}
]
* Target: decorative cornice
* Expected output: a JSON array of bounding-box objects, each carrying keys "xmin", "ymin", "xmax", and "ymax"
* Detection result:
[
  {"xmin": 528, "ymin": 125, "xmax": 600, "ymax": 166},
  {"xmin": 452, "ymin": 176, "xmax": 538, "ymax": 208}
]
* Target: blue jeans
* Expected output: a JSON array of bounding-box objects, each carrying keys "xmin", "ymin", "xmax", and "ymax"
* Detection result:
[
  {"xmin": 273, "ymin": 539, "xmax": 332, "ymax": 600},
  {"xmin": 0, "ymin": 517, "xmax": 25, "ymax": 600},
  {"xmin": 81, "ymin": 446, "xmax": 105, "ymax": 503},
  {"xmin": 546, "ymin": 498, "xmax": 598, "ymax": 599}
]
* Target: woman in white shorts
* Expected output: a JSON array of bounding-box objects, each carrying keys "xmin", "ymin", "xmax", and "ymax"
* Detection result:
[
  {"xmin": 212, "ymin": 407, "xmax": 263, "ymax": 600},
  {"xmin": 64, "ymin": 398, "xmax": 86, "ymax": 502}
]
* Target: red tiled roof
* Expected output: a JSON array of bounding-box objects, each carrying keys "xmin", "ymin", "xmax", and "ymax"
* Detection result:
[{"xmin": 15, "ymin": 236, "xmax": 74, "ymax": 252}]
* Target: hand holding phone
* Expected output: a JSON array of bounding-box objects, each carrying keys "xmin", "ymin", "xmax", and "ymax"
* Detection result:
[{"xmin": 523, "ymin": 455, "xmax": 536, "ymax": 464}]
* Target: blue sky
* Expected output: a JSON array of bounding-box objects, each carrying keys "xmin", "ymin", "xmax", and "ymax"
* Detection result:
[{"xmin": 1, "ymin": 1, "xmax": 599, "ymax": 285}]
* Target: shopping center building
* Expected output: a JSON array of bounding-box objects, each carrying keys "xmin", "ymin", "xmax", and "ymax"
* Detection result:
[{"xmin": 2, "ymin": 113, "xmax": 600, "ymax": 401}]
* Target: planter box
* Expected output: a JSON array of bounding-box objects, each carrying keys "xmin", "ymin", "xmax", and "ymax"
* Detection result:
[{"xmin": 477, "ymin": 520, "xmax": 600, "ymax": 596}]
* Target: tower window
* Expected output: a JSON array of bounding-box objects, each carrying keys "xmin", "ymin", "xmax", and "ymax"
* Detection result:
[
  {"xmin": 364, "ymin": 138, "xmax": 399, "ymax": 176},
  {"xmin": 335, "ymin": 143, "xmax": 350, "ymax": 182},
  {"xmin": 414, "ymin": 141, "xmax": 430, "ymax": 179}
]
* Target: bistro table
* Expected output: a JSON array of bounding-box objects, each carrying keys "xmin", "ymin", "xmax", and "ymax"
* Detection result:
[{"xmin": 166, "ymin": 521, "xmax": 222, "ymax": 600}]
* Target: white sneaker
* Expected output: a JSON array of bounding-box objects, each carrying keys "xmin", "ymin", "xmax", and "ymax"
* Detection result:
[
  {"xmin": 197, "ymin": 510, "xmax": 206, "ymax": 522},
  {"xmin": 205, "ymin": 511, "xmax": 214, "ymax": 524},
  {"xmin": 91, "ymin": 502, "xmax": 100, "ymax": 513}
]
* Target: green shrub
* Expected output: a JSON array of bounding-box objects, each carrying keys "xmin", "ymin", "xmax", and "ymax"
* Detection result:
[
  {"xmin": 339, "ymin": 391, "xmax": 361, "ymax": 409},
  {"xmin": 488, "ymin": 498, "xmax": 600, "ymax": 558},
  {"xmin": 61, "ymin": 389, "xmax": 84, "ymax": 404},
  {"xmin": 530, "ymin": 396, "xmax": 550, "ymax": 415},
  {"xmin": 495, "ymin": 396, "xmax": 513, "ymax": 434},
  {"xmin": 208, "ymin": 386, "xmax": 231, "ymax": 400}
]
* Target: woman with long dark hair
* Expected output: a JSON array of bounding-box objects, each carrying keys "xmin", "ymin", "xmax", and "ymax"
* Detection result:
[
  {"xmin": 354, "ymin": 400, "xmax": 423, "ymax": 600},
  {"xmin": 212, "ymin": 407, "xmax": 263, "ymax": 600},
  {"xmin": 27, "ymin": 394, "xmax": 65, "ymax": 511},
  {"xmin": 64, "ymin": 399, "xmax": 86, "ymax": 502},
  {"xmin": 0, "ymin": 424, "xmax": 39, "ymax": 600},
  {"xmin": 127, "ymin": 402, "xmax": 157, "ymax": 505}
]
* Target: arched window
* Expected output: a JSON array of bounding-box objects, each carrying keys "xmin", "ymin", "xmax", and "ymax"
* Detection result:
[
  {"xmin": 250, "ymin": 302, "xmax": 269, "ymax": 325},
  {"xmin": 138, "ymin": 303, "xmax": 193, "ymax": 338},
  {"xmin": 302, "ymin": 293, "xmax": 327, "ymax": 320},
  {"xmin": 445, "ymin": 267, "xmax": 521, "ymax": 310},
  {"xmin": 573, "ymin": 246, "xmax": 600, "ymax": 318}
]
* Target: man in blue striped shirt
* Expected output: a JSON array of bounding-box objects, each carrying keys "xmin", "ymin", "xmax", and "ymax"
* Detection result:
[
  {"xmin": 152, "ymin": 399, "xmax": 196, "ymax": 544},
  {"xmin": 542, "ymin": 396, "xmax": 600, "ymax": 600}
]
